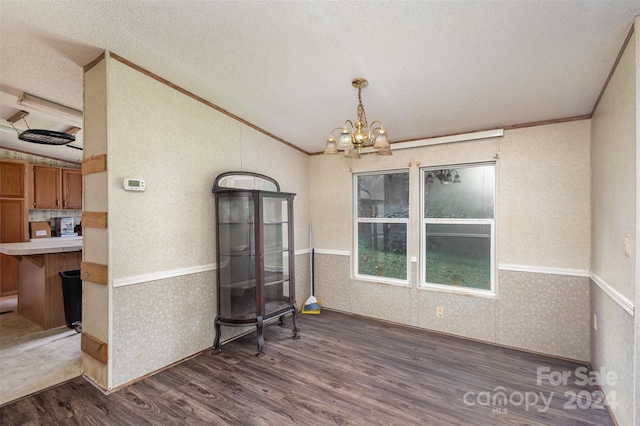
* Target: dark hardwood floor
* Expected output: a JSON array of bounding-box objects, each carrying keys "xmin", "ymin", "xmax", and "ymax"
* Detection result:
[{"xmin": 0, "ymin": 310, "xmax": 614, "ymax": 425}]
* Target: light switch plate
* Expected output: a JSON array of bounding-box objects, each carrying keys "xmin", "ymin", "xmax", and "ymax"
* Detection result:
[{"xmin": 624, "ymin": 235, "xmax": 632, "ymax": 257}]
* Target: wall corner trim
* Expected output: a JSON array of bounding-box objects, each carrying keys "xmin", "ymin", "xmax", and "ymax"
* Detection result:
[
  {"xmin": 81, "ymin": 261, "xmax": 108, "ymax": 285},
  {"xmin": 498, "ymin": 264, "xmax": 589, "ymax": 277},
  {"xmin": 81, "ymin": 333, "xmax": 108, "ymax": 364},
  {"xmin": 82, "ymin": 154, "xmax": 107, "ymax": 174},
  {"xmin": 82, "ymin": 211, "xmax": 107, "ymax": 228},
  {"xmin": 589, "ymin": 272, "xmax": 635, "ymax": 316}
]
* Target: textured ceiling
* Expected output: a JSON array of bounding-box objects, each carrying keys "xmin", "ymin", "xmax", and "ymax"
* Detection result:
[{"xmin": 0, "ymin": 1, "xmax": 639, "ymax": 163}]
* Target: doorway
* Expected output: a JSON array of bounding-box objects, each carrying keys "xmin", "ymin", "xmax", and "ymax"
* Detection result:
[{"xmin": 0, "ymin": 294, "xmax": 81, "ymax": 405}]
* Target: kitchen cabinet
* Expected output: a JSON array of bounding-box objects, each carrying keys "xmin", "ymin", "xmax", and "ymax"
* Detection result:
[
  {"xmin": 1, "ymin": 239, "xmax": 82, "ymax": 329},
  {"xmin": 0, "ymin": 200, "xmax": 26, "ymax": 295},
  {"xmin": 0, "ymin": 253, "xmax": 19, "ymax": 296},
  {"xmin": 32, "ymin": 165, "xmax": 61, "ymax": 209},
  {"xmin": 31, "ymin": 165, "xmax": 82, "ymax": 210},
  {"xmin": 212, "ymin": 172, "xmax": 299, "ymax": 357},
  {"xmin": 0, "ymin": 159, "xmax": 29, "ymax": 296},
  {"xmin": 1, "ymin": 160, "xmax": 27, "ymax": 198},
  {"xmin": 18, "ymin": 250, "xmax": 82, "ymax": 329},
  {"xmin": 62, "ymin": 169, "xmax": 82, "ymax": 210}
]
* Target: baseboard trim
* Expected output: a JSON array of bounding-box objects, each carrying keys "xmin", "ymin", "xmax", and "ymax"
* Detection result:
[
  {"xmin": 321, "ymin": 307, "xmax": 590, "ymax": 364},
  {"xmin": 590, "ymin": 272, "xmax": 634, "ymax": 316},
  {"xmin": 105, "ymin": 347, "xmax": 211, "ymax": 394},
  {"xmin": 82, "ymin": 373, "xmax": 108, "ymax": 395}
]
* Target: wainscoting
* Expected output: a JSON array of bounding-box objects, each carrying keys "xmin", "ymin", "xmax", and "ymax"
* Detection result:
[{"xmin": 314, "ymin": 253, "xmax": 591, "ymax": 361}]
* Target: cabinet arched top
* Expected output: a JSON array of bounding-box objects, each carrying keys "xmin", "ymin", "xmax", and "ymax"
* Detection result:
[{"xmin": 212, "ymin": 171, "xmax": 280, "ymax": 193}]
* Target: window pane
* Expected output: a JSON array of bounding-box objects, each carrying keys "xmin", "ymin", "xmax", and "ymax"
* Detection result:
[
  {"xmin": 358, "ymin": 223, "xmax": 407, "ymax": 280},
  {"xmin": 424, "ymin": 165, "xmax": 495, "ymax": 218},
  {"xmin": 357, "ymin": 173, "xmax": 409, "ymax": 218},
  {"xmin": 425, "ymin": 223, "xmax": 491, "ymax": 290}
]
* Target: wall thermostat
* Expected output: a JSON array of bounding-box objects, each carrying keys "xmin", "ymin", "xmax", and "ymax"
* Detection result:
[{"xmin": 124, "ymin": 178, "xmax": 145, "ymax": 191}]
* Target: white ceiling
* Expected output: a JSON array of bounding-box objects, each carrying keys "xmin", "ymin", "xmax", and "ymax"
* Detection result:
[{"xmin": 1, "ymin": 1, "xmax": 639, "ymax": 163}]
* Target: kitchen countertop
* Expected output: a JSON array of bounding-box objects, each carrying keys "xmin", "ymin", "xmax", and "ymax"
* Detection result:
[{"xmin": 0, "ymin": 237, "xmax": 82, "ymax": 256}]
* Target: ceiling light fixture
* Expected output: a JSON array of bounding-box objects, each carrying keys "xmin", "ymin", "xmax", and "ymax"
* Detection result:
[
  {"xmin": 324, "ymin": 78, "xmax": 391, "ymax": 159},
  {"xmin": 5, "ymin": 110, "xmax": 76, "ymax": 145},
  {"xmin": 17, "ymin": 93, "xmax": 83, "ymax": 126}
]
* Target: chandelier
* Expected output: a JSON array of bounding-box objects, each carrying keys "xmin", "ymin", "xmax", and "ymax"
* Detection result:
[{"xmin": 323, "ymin": 78, "xmax": 391, "ymax": 158}]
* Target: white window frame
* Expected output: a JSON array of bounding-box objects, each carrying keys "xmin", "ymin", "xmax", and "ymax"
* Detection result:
[
  {"xmin": 419, "ymin": 163, "xmax": 496, "ymax": 297},
  {"xmin": 353, "ymin": 169, "xmax": 410, "ymax": 286}
]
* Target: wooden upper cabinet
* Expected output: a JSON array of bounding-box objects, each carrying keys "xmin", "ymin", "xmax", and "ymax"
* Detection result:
[
  {"xmin": 33, "ymin": 165, "xmax": 62, "ymax": 209},
  {"xmin": 0, "ymin": 199, "xmax": 27, "ymax": 243},
  {"xmin": 62, "ymin": 169, "xmax": 82, "ymax": 210},
  {"xmin": 0, "ymin": 160, "xmax": 27, "ymax": 199}
]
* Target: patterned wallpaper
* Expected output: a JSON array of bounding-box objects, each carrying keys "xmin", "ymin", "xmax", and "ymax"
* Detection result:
[
  {"xmin": 591, "ymin": 283, "xmax": 634, "ymax": 426},
  {"xmin": 315, "ymin": 253, "xmax": 590, "ymax": 361},
  {"xmin": 111, "ymin": 253, "xmax": 310, "ymax": 387}
]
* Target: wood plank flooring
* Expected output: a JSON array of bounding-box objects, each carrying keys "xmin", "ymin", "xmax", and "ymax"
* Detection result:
[{"xmin": 0, "ymin": 310, "xmax": 614, "ymax": 425}]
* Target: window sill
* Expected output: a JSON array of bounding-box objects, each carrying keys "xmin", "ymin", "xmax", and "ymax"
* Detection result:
[
  {"xmin": 352, "ymin": 275, "xmax": 410, "ymax": 287},
  {"xmin": 418, "ymin": 283, "xmax": 497, "ymax": 299}
]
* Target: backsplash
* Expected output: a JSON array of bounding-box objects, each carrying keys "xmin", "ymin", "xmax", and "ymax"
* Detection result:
[
  {"xmin": 0, "ymin": 149, "xmax": 80, "ymax": 169},
  {"xmin": 29, "ymin": 210, "xmax": 82, "ymax": 224}
]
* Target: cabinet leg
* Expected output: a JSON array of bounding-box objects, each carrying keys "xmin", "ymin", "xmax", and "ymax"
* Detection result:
[
  {"xmin": 291, "ymin": 303, "xmax": 301, "ymax": 340},
  {"xmin": 256, "ymin": 316, "xmax": 265, "ymax": 357},
  {"xmin": 278, "ymin": 315, "xmax": 285, "ymax": 326},
  {"xmin": 213, "ymin": 316, "xmax": 222, "ymax": 354}
]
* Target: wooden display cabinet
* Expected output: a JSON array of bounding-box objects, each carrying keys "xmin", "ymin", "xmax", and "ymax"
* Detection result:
[{"xmin": 212, "ymin": 171, "xmax": 299, "ymax": 356}]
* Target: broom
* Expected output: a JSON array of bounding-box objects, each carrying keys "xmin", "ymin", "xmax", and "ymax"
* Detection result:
[{"xmin": 302, "ymin": 225, "xmax": 320, "ymax": 314}]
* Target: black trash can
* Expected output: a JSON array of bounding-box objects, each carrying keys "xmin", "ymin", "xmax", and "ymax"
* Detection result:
[{"xmin": 59, "ymin": 270, "xmax": 82, "ymax": 332}]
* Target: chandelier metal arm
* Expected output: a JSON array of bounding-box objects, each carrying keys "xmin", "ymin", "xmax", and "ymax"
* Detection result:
[
  {"xmin": 369, "ymin": 120, "xmax": 383, "ymax": 134},
  {"xmin": 328, "ymin": 126, "xmax": 345, "ymax": 138}
]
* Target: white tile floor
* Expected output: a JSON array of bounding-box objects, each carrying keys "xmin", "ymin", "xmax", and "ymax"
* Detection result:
[{"xmin": 0, "ymin": 296, "xmax": 82, "ymax": 406}]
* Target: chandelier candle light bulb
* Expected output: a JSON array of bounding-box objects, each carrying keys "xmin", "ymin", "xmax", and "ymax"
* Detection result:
[{"xmin": 324, "ymin": 78, "xmax": 391, "ymax": 157}]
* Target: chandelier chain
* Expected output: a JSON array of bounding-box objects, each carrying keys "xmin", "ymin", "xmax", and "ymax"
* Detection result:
[{"xmin": 356, "ymin": 86, "xmax": 368, "ymax": 129}]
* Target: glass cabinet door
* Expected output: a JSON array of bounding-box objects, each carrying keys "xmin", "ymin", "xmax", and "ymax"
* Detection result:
[
  {"xmin": 217, "ymin": 196, "xmax": 256, "ymax": 320},
  {"xmin": 262, "ymin": 196, "xmax": 291, "ymax": 316}
]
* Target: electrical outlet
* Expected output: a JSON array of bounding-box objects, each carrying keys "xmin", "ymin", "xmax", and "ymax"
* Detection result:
[
  {"xmin": 436, "ymin": 306, "xmax": 444, "ymax": 318},
  {"xmin": 593, "ymin": 314, "xmax": 597, "ymax": 331}
]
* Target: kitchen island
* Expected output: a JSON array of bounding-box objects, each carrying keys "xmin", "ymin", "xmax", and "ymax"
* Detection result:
[{"xmin": 0, "ymin": 237, "xmax": 82, "ymax": 329}]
